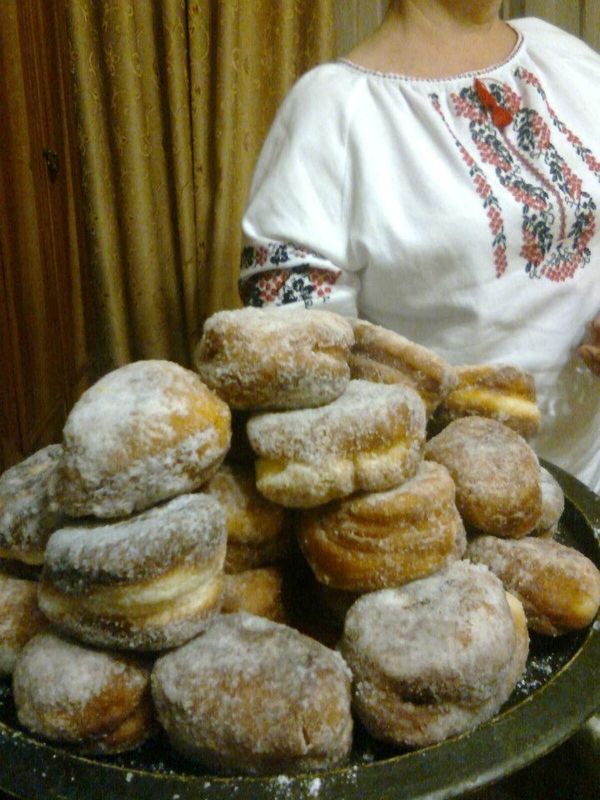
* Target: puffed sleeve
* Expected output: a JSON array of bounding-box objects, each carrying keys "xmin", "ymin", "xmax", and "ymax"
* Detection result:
[{"xmin": 240, "ymin": 65, "xmax": 362, "ymax": 316}]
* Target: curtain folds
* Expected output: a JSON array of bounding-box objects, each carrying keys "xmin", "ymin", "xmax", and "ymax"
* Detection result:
[{"xmin": 67, "ymin": 0, "xmax": 335, "ymax": 372}]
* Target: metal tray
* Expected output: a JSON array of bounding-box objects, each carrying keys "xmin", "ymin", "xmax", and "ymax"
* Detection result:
[{"xmin": 0, "ymin": 461, "xmax": 598, "ymax": 800}]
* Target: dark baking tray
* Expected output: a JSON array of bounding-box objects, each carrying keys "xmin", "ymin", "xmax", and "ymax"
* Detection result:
[{"xmin": 0, "ymin": 461, "xmax": 598, "ymax": 800}]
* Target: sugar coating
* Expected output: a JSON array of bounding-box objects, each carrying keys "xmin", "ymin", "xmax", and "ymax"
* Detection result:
[
  {"xmin": 13, "ymin": 631, "xmax": 150, "ymax": 742},
  {"xmin": 349, "ymin": 318, "xmax": 458, "ymax": 412},
  {"xmin": 247, "ymin": 380, "xmax": 426, "ymax": 461},
  {"xmin": 194, "ymin": 307, "xmax": 354, "ymax": 410},
  {"xmin": 467, "ymin": 536, "xmax": 600, "ymax": 635},
  {"xmin": 152, "ymin": 613, "xmax": 353, "ymax": 774},
  {"xmin": 342, "ymin": 561, "xmax": 518, "ymax": 705},
  {"xmin": 340, "ymin": 561, "xmax": 528, "ymax": 746},
  {"xmin": 43, "ymin": 493, "xmax": 226, "ymax": 590},
  {"xmin": 425, "ymin": 416, "xmax": 542, "ymax": 538},
  {"xmin": 0, "ymin": 445, "xmax": 64, "ymax": 562},
  {"xmin": 53, "ymin": 360, "xmax": 231, "ymax": 518}
]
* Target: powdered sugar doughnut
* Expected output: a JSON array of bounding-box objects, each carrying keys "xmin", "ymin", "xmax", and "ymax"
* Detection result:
[
  {"xmin": 202, "ymin": 463, "xmax": 291, "ymax": 573},
  {"xmin": 297, "ymin": 461, "xmax": 466, "ymax": 592},
  {"xmin": 13, "ymin": 631, "xmax": 155, "ymax": 754},
  {"xmin": 339, "ymin": 561, "xmax": 529, "ymax": 747},
  {"xmin": 193, "ymin": 307, "xmax": 354, "ymax": 410},
  {"xmin": 425, "ymin": 417, "xmax": 542, "ymax": 538},
  {"xmin": 0, "ymin": 574, "xmax": 48, "ymax": 676},
  {"xmin": 52, "ymin": 360, "xmax": 231, "ymax": 519},
  {"xmin": 348, "ymin": 318, "xmax": 458, "ymax": 415},
  {"xmin": 431, "ymin": 363, "xmax": 541, "ymax": 439},
  {"xmin": 0, "ymin": 445, "xmax": 64, "ymax": 564},
  {"xmin": 467, "ymin": 536, "xmax": 600, "ymax": 635},
  {"xmin": 38, "ymin": 494, "xmax": 226, "ymax": 651},
  {"xmin": 151, "ymin": 613, "xmax": 352, "ymax": 774},
  {"xmin": 247, "ymin": 380, "xmax": 427, "ymax": 508}
]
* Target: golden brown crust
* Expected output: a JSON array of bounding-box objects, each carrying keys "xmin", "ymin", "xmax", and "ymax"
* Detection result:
[
  {"xmin": 348, "ymin": 318, "xmax": 458, "ymax": 415},
  {"xmin": 431, "ymin": 363, "xmax": 541, "ymax": 439},
  {"xmin": 202, "ymin": 463, "xmax": 291, "ymax": 573},
  {"xmin": 425, "ymin": 416, "xmax": 542, "ymax": 538},
  {"xmin": 222, "ymin": 566, "xmax": 288, "ymax": 623},
  {"xmin": 0, "ymin": 575, "xmax": 48, "ymax": 676},
  {"xmin": 467, "ymin": 536, "xmax": 600, "ymax": 635},
  {"xmin": 194, "ymin": 307, "xmax": 354, "ymax": 410},
  {"xmin": 13, "ymin": 631, "xmax": 156, "ymax": 754},
  {"xmin": 296, "ymin": 462, "xmax": 466, "ymax": 591}
]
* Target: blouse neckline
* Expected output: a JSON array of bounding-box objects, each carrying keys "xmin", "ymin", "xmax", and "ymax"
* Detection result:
[{"xmin": 337, "ymin": 22, "xmax": 524, "ymax": 85}]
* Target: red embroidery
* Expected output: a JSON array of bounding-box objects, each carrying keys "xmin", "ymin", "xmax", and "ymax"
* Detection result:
[{"xmin": 431, "ymin": 93, "xmax": 508, "ymax": 277}]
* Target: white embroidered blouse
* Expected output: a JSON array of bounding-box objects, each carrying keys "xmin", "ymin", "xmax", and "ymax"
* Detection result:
[{"xmin": 240, "ymin": 17, "xmax": 600, "ymax": 491}]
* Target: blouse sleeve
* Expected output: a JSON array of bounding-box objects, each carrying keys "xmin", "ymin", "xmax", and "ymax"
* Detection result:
[{"xmin": 239, "ymin": 66, "xmax": 362, "ymax": 316}]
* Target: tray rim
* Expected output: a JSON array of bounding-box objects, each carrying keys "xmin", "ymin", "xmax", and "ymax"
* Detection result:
[{"xmin": 0, "ymin": 460, "xmax": 599, "ymax": 800}]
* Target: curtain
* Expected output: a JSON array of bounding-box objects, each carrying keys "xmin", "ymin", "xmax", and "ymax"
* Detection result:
[{"xmin": 67, "ymin": 0, "xmax": 335, "ymax": 373}]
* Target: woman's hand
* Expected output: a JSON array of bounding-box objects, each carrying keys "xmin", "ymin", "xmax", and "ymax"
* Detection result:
[{"xmin": 578, "ymin": 314, "xmax": 600, "ymax": 376}]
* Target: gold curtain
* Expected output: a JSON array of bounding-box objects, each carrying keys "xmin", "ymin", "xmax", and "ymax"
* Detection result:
[{"xmin": 67, "ymin": 0, "xmax": 336, "ymax": 373}]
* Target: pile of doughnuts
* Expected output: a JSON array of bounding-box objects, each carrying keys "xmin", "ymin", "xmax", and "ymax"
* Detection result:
[{"xmin": 0, "ymin": 307, "xmax": 599, "ymax": 774}]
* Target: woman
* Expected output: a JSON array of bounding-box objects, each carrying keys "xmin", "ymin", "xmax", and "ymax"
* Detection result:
[{"xmin": 239, "ymin": 0, "xmax": 600, "ymax": 491}]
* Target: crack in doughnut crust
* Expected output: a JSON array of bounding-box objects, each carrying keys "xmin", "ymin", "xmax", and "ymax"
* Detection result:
[
  {"xmin": 425, "ymin": 417, "xmax": 542, "ymax": 538},
  {"xmin": 0, "ymin": 575, "xmax": 48, "ymax": 676},
  {"xmin": 348, "ymin": 318, "xmax": 458, "ymax": 415},
  {"xmin": 13, "ymin": 631, "xmax": 155, "ymax": 754},
  {"xmin": 467, "ymin": 536, "xmax": 600, "ymax": 635},
  {"xmin": 39, "ymin": 494, "xmax": 227, "ymax": 651},
  {"xmin": 339, "ymin": 561, "xmax": 529, "ymax": 747},
  {"xmin": 431, "ymin": 363, "xmax": 541, "ymax": 440},
  {"xmin": 194, "ymin": 307, "xmax": 354, "ymax": 411},
  {"xmin": 247, "ymin": 380, "xmax": 427, "ymax": 508},
  {"xmin": 202, "ymin": 463, "xmax": 291, "ymax": 573},
  {"xmin": 151, "ymin": 613, "xmax": 353, "ymax": 774},
  {"xmin": 296, "ymin": 461, "xmax": 466, "ymax": 592},
  {"xmin": 0, "ymin": 445, "xmax": 65, "ymax": 564},
  {"xmin": 52, "ymin": 360, "xmax": 231, "ymax": 519}
]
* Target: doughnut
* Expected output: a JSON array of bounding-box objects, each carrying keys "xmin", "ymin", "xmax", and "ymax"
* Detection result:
[
  {"xmin": 532, "ymin": 466, "xmax": 565, "ymax": 538},
  {"xmin": 425, "ymin": 416, "xmax": 542, "ymax": 538},
  {"xmin": 339, "ymin": 561, "xmax": 529, "ymax": 747},
  {"xmin": 0, "ymin": 574, "xmax": 48, "ymax": 676},
  {"xmin": 193, "ymin": 307, "xmax": 354, "ymax": 411},
  {"xmin": 202, "ymin": 462, "xmax": 291, "ymax": 573},
  {"xmin": 221, "ymin": 566, "xmax": 287, "ymax": 623},
  {"xmin": 466, "ymin": 536, "xmax": 600, "ymax": 635},
  {"xmin": 296, "ymin": 461, "xmax": 466, "ymax": 592},
  {"xmin": 247, "ymin": 379, "xmax": 427, "ymax": 508},
  {"xmin": 38, "ymin": 493, "xmax": 226, "ymax": 651},
  {"xmin": 0, "ymin": 445, "xmax": 64, "ymax": 564},
  {"xmin": 151, "ymin": 612, "xmax": 353, "ymax": 774},
  {"xmin": 13, "ymin": 631, "xmax": 155, "ymax": 754},
  {"xmin": 431, "ymin": 363, "xmax": 541, "ymax": 439},
  {"xmin": 348, "ymin": 318, "xmax": 458, "ymax": 415},
  {"xmin": 52, "ymin": 360, "xmax": 231, "ymax": 519}
]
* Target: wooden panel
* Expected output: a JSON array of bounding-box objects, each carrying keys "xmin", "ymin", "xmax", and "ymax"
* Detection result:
[
  {"xmin": 0, "ymin": 246, "xmax": 23, "ymax": 470},
  {"xmin": 582, "ymin": 1, "xmax": 600, "ymax": 50},
  {"xmin": 0, "ymin": 0, "xmax": 91, "ymax": 470}
]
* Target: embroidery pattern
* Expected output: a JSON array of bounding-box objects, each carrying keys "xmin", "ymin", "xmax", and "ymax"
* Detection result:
[
  {"xmin": 437, "ymin": 75, "xmax": 597, "ymax": 282},
  {"xmin": 430, "ymin": 93, "xmax": 508, "ymax": 277},
  {"xmin": 239, "ymin": 243, "xmax": 340, "ymax": 307}
]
